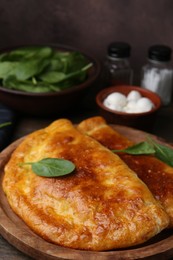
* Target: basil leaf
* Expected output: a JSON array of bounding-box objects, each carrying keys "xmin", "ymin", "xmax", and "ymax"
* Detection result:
[
  {"xmin": 148, "ymin": 137, "xmax": 173, "ymax": 167},
  {"xmin": 112, "ymin": 141, "xmax": 155, "ymax": 155},
  {"xmin": 21, "ymin": 158, "xmax": 75, "ymax": 177}
]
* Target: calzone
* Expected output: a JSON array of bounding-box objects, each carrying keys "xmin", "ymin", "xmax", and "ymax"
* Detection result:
[
  {"xmin": 3, "ymin": 119, "xmax": 169, "ymax": 251},
  {"xmin": 78, "ymin": 116, "xmax": 173, "ymax": 227}
]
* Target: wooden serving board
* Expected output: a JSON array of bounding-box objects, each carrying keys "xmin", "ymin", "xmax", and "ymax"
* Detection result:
[{"xmin": 0, "ymin": 125, "xmax": 173, "ymax": 260}]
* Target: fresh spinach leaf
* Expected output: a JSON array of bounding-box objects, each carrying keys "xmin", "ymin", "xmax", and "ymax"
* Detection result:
[
  {"xmin": 147, "ymin": 137, "xmax": 173, "ymax": 167},
  {"xmin": 0, "ymin": 47, "xmax": 53, "ymax": 61},
  {"xmin": 0, "ymin": 122, "xmax": 11, "ymax": 128},
  {"xmin": 112, "ymin": 141, "xmax": 155, "ymax": 155},
  {"xmin": 0, "ymin": 61, "xmax": 19, "ymax": 79},
  {"xmin": 39, "ymin": 71, "xmax": 66, "ymax": 83},
  {"xmin": 30, "ymin": 47, "xmax": 53, "ymax": 59},
  {"xmin": 20, "ymin": 158, "xmax": 75, "ymax": 177},
  {"xmin": 48, "ymin": 59, "xmax": 64, "ymax": 72},
  {"xmin": 112, "ymin": 136, "xmax": 173, "ymax": 167},
  {"xmin": 39, "ymin": 63, "xmax": 92, "ymax": 85},
  {"xmin": 59, "ymin": 62, "xmax": 92, "ymax": 82},
  {"xmin": 3, "ymin": 76, "xmax": 56, "ymax": 93},
  {"xmin": 7, "ymin": 59, "xmax": 50, "ymax": 80},
  {"xmin": 0, "ymin": 47, "xmax": 92, "ymax": 93}
]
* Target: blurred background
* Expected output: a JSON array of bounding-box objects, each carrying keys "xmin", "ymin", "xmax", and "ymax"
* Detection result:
[{"xmin": 0, "ymin": 0, "xmax": 172, "ymax": 85}]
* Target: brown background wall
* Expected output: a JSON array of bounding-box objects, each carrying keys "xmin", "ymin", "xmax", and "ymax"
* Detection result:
[{"xmin": 0, "ymin": 0, "xmax": 173, "ymax": 84}]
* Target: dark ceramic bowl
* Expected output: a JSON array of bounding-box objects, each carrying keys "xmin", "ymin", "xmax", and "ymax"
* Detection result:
[
  {"xmin": 96, "ymin": 85, "xmax": 162, "ymax": 131},
  {"xmin": 0, "ymin": 44, "xmax": 100, "ymax": 116}
]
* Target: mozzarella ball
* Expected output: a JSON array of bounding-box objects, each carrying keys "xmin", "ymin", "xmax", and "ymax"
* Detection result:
[
  {"xmin": 135, "ymin": 97, "xmax": 154, "ymax": 112},
  {"xmin": 127, "ymin": 90, "xmax": 142, "ymax": 102},
  {"xmin": 102, "ymin": 90, "xmax": 154, "ymax": 114},
  {"xmin": 124, "ymin": 100, "xmax": 138, "ymax": 113},
  {"xmin": 103, "ymin": 92, "xmax": 127, "ymax": 111}
]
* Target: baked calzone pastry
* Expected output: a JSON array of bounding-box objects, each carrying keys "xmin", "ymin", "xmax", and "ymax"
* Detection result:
[
  {"xmin": 78, "ymin": 116, "xmax": 173, "ymax": 227},
  {"xmin": 3, "ymin": 119, "xmax": 169, "ymax": 251}
]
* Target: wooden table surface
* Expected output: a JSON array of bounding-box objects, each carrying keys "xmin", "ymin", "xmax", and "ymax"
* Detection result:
[{"xmin": 1, "ymin": 105, "xmax": 173, "ymax": 259}]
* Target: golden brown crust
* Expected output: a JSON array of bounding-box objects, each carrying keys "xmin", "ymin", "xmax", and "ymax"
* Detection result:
[
  {"xmin": 78, "ymin": 116, "xmax": 173, "ymax": 227},
  {"xmin": 3, "ymin": 119, "xmax": 169, "ymax": 251}
]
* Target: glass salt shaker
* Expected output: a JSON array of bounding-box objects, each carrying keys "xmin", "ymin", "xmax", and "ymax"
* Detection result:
[
  {"xmin": 104, "ymin": 42, "xmax": 133, "ymax": 86},
  {"xmin": 141, "ymin": 45, "xmax": 173, "ymax": 106}
]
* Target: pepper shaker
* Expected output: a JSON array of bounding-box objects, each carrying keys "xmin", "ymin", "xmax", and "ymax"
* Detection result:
[{"xmin": 104, "ymin": 42, "xmax": 133, "ymax": 86}]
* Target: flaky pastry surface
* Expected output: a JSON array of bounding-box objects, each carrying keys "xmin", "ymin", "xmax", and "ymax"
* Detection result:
[
  {"xmin": 3, "ymin": 119, "xmax": 169, "ymax": 250},
  {"xmin": 78, "ymin": 116, "xmax": 173, "ymax": 227}
]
